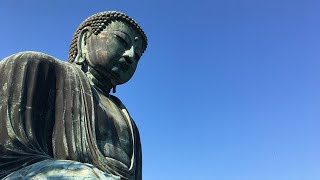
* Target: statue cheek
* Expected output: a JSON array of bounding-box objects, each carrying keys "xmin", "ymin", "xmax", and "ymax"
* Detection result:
[
  {"xmin": 99, "ymin": 50, "xmax": 108, "ymax": 61},
  {"xmin": 95, "ymin": 49, "xmax": 120, "ymax": 69}
]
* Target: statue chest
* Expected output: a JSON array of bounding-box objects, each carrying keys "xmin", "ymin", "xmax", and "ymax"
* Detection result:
[{"xmin": 92, "ymin": 89, "xmax": 133, "ymax": 168}]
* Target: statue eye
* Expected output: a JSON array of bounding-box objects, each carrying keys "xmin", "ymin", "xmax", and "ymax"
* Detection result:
[{"xmin": 114, "ymin": 34, "xmax": 128, "ymax": 48}]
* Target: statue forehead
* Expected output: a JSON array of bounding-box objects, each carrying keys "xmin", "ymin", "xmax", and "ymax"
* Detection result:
[{"xmin": 103, "ymin": 21, "xmax": 142, "ymax": 38}]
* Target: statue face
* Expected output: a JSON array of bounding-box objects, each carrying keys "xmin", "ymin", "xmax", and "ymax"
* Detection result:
[{"xmin": 84, "ymin": 21, "xmax": 144, "ymax": 85}]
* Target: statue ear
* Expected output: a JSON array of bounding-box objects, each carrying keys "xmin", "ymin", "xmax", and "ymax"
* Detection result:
[{"xmin": 75, "ymin": 27, "xmax": 92, "ymax": 64}]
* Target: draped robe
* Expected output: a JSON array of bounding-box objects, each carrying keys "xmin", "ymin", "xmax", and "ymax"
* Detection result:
[{"xmin": 0, "ymin": 52, "xmax": 142, "ymax": 179}]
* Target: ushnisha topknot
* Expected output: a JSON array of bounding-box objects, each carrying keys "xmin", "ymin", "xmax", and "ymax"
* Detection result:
[{"xmin": 68, "ymin": 11, "xmax": 148, "ymax": 63}]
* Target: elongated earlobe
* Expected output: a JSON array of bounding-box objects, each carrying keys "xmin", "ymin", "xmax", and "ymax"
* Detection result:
[
  {"xmin": 74, "ymin": 27, "xmax": 92, "ymax": 65},
  {"xmin": 112, "ymin": 85, "xmax": 117, "ymax": 93}
]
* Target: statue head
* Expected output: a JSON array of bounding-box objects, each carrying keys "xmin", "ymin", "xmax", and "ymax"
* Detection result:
[{"xmin": 68, "ymin": 11, "xmax": 148, "ymax": 87}]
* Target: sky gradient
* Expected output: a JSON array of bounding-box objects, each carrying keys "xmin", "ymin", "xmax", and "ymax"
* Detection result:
[{"xmin": 1, "ymin": 0, "xmax": 319, "ymax": 179}]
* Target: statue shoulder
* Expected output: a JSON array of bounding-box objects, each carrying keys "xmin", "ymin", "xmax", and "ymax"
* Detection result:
[
  {"xmin": 0, "ymin": 51, "xmax": 75, "ymax": 73},
  {"xmin": 1, "ymin": 51, "xmax": 59, "ymax": 64}
]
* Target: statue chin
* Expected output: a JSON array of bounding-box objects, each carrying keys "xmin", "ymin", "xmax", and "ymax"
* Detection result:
[{"xmin": 111, "ymin": 65, "xmax": 134, "ymax": 85}]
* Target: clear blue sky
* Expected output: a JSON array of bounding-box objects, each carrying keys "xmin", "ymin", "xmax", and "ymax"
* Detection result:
[{"xmin": 1, "ymin": 0, "xmax": 319, "ymax": 179}]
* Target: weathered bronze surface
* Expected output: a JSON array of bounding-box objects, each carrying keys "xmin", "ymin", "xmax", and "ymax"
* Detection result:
[{"xmin": 0, "ymin": 11, "xmax": 147, "ymax": 180}]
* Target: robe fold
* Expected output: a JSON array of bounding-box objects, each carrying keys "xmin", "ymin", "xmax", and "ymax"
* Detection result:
[{"xmin": 0, "ymin": 52, "xmax": 141, "ymax": 179}]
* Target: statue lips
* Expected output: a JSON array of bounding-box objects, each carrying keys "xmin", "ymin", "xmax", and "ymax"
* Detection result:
[
  {"xmin": 118, "ymin": 57, "xmax": 131, "ymax": 71},
  {"xmin": 110, "ymin": 57, "xmax": 135, "ymax": 84}
]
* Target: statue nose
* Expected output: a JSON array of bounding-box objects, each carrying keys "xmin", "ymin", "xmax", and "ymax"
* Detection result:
[{"xmin": 123, "ymin": 46, "xmax": 135, "ymax": 64}]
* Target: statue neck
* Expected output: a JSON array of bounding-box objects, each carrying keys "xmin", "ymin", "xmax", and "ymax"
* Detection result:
[{"xmin": 86, "ymin": 67, "xmax": 113, "ymax": 95}]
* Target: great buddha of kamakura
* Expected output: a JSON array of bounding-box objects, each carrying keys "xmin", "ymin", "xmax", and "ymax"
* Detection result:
[{"xmin": 0, "ymin": 11, "xmax": 147, "ymax": 179}]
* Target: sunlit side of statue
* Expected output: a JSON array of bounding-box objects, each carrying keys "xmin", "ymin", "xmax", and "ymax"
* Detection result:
[{"xmin": 0, "ymin": 11, "xmax": 147, "ymax": 180}]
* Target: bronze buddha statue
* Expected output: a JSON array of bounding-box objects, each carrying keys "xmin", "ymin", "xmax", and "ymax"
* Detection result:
[{"xmin": 0, "ymin": 11, "xmax": 147, "ymax": 180}]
